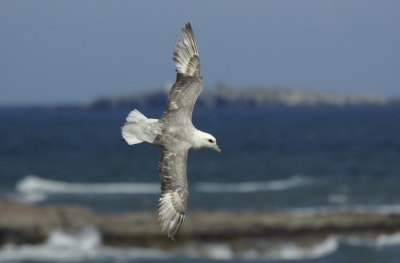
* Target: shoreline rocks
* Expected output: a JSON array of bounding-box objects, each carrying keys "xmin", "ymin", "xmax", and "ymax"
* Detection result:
[{"xmin": 1, "ymin": 201, "xmax": 400, "ymax": 247}]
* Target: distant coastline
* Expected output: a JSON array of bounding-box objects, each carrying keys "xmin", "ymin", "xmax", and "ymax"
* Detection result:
[
  {"xmin": 85, "ymin": 86, "xmax": 391, "ymax": 110},
  {"xmin": 22, "ymin": 86, "xmax": 400, "ymax": 111}
]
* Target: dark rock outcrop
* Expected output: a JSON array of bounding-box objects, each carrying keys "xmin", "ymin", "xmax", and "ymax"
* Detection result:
[
  {"xmin": 1, "ymin": 201, "xmax": 400, "ymax": 247},
  {"xmin": 0, "ymin": 201, "xmax": 94, "ymax": 245}
]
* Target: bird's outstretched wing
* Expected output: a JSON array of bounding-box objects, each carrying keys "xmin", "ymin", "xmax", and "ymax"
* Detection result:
[
  {"xmin": 157, "ymin": 148, "xmax": 189, "ymax": 240},
  {"xmin": 164, "ymin": 23, "xmax": 202, "ymax": 120}
]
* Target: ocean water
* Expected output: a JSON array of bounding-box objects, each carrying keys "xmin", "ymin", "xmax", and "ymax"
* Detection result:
[{"xmin": 1, "ymin": 106, "xmax": 400, "ymax": 262}]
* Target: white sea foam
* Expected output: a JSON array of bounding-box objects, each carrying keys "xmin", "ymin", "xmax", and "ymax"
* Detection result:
[
  {"xmin": 9, "ymin": 191, "xmax": 47, "ymax": 204},
  {"xmin": 263, "ymin": 233, "xmax": 400, "ymax": 261},
  {"xmin": 342, "ymin": 232, "xmax": 400, "ymax": 247},
  {"xmin": 14, "ymin": 175, "xmax": 312, "ymax": 204},
  {"xmin": 1, "ymin": 229, "xmax": 400, "ymax": 262},
  {"xmin": 0, "ymin": 226, "xmax": 102, "ymax": 262},
  {"xmin": 375, "ymin": 233, "xmax": 400, "ymax": 246},
  {"xmin": 196, "ymin": 175, "xmax": 312, "ymax": 193},
  {"xmin": 291, "ymin": 204, "xmax": 400, "ymax": 216},
  {"xmin": 265, "ymin": 236, "xmax": 338, "ymax": 260},
  {"xmin": 327, "ymin": 194, "xmax": 348, "ymax": 204},
  {"xmin": 262, "ymin": 233, "xmax": 400, "ymax": 261},
  {"xmin": 0, "ymin": 228, "xmax": 233, "ymax": 262},
  {"xmin": 0, "ymin": 227, "xmax": 168, "ymax": 262},
  {"xmin": 16, "ymin": 175, "xmax": 161, "ymax": 195},
  {"xmin": 183, "ymin": 243, "xmax": 234, "ymax": 260}
]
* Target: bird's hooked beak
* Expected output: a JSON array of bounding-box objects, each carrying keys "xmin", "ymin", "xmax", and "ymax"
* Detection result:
[{"xmin": 213, "ymin": 145, "xmax": 221, "ymax": 153}]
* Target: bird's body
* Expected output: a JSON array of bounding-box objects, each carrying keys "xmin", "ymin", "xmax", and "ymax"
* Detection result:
[{"xmin": 121, "ymin": 23, "xmax": 220, "ymax": 240}]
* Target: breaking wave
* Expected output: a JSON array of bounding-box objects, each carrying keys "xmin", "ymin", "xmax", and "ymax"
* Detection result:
[
  {"xmin": 290, "ymin": 204, "xmax": 400, "ymax": 215},
  {"xmin": 342, "ymin": 232, "xmax": 400, "ymax": 247},
  {"xmin": 14, "ymin": 175, "xmax": 313, "ymax": 204},
  {"xmin": 16, "ymin": 175, "xmax": 160, "ymax": 195},
  {"xmin": 0, "ymin": 226, "xmax": 167, "ymax": 262},
  {"xmin": 196, "ymin": 175, "xmax": 312, "ymax": 193},
  {"xmin": 12, "ymin": 175, "xmax": 161, "ymax": 204},
  {"xmin": 262, "ymin": 236, "xmax": 338, "ymax": 260},
  {"xmin": 1, "ymin": 227, "xmax": 400, "ymax": 262}
]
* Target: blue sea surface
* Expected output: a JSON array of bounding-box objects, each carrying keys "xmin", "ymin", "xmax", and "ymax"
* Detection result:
[{"xmin": 0, "ymin": 106, "xmax": 400, "ymax": 262}]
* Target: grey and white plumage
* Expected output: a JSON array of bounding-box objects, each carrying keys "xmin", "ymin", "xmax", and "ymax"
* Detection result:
[{"xmin": 121, "ymin": 23, "xmax": 221, "ymax": 240}]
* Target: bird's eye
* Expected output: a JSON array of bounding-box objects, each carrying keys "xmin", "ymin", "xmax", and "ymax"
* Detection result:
[{"xmin": 208, "ymin": 139, "xmax": 214, "ymax": 143}]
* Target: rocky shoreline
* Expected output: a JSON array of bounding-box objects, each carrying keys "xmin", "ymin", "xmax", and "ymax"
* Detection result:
[{"xmin": 1, "ymin": 201, "xmax": 400, "ymax": 248}]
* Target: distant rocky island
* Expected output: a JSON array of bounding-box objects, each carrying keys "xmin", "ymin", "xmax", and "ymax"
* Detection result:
[
  {"xmin": 83, "ymin": 85, "xmax": 392, "ymax": 110},
  {"xmin": 32, "ymin": 86, "xmax": 398, "ymax": 112}
]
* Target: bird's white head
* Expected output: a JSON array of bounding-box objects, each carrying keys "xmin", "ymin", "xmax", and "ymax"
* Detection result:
[{"xmin": 192, "ymin": 130, "xmax": 221, "ymax": 153}]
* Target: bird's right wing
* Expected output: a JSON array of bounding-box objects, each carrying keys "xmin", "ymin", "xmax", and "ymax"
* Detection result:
[
  {"xmin": 164, "ymin": 23, "xmax": 203, "ymax": 120},
  {"xmin": 157, "ymin": 148, "xmax": 189, "ymax": 240}
]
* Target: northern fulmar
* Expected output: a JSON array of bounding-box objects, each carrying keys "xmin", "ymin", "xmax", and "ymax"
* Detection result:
[{"xmin": 121, "ymin": 23, "xmax": 221, "ymax": 240}]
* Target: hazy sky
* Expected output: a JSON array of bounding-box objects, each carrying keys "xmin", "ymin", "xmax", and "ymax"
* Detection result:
[{"xmin": 1, "ymin": 1, "xmax": 399, "ymax": 105}]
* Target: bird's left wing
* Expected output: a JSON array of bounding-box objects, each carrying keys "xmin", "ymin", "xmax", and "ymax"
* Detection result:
[{"xmin": 157, "ymin": 148, "xmax": 189, "ymax": 240}]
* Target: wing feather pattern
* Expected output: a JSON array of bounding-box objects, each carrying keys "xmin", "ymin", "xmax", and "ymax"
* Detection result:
[
  {"xmin": 157, "ymin": 148, "xmax": 189, "ymax": 240},
  {"xmin": 165, "ymin": 23, "xmax": 202, "ymax": 120}
]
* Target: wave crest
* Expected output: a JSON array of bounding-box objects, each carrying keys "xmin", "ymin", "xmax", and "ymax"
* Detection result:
[
  {"xmin": 1, "ymin": 228, "xmax": 400, "ymax": 262},
  {"xmin": 16, "ymin": 175, "xmax": 161, "ymax": 195},
  {"xmin": 15, "ymin": 175, "xmax": 312, "ymax": 202}
]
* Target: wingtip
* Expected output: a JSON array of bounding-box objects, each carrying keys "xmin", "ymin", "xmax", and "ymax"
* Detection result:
[
  {"xmin": 158, "ymin": 212, "xmax": 185, "ymax": 241},
  {"xmin": 173, "ymin": 22, "xmax": 200, "ymax": 77},
  {"xmin": 157, "ymin": 193, "xmax": 186, "ymax": 241},
  {"xmin": 182, "ymin": 23, "xmax": 194, "ymax": 39},
  {"xmin": 184, "ymin": 22, "xmax": 192, "ymax": 31}
]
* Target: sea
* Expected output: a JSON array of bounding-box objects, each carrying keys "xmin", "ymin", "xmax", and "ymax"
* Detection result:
[{"xmin": 1, "ymin": 106, "xmax": 400, "ymax": 263}]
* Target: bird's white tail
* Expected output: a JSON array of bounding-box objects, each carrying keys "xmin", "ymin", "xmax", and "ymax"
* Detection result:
[{"xmin": 121, "ymin": 109, "xmax": 159, "ymax": 145}]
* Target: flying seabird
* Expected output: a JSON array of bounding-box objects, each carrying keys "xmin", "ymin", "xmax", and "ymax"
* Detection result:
[{"xmin": 121, "ymin": 23, "xmax": 221, "ymax": 240}]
